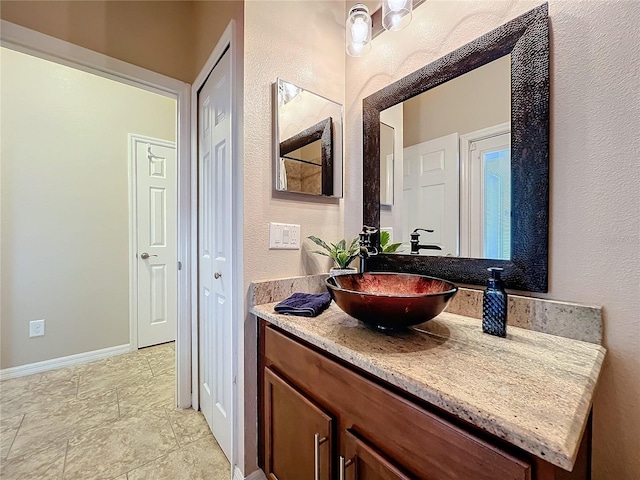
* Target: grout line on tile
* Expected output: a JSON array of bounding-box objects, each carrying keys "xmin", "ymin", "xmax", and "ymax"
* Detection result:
[
  {"xmin": 123, "ymin": 448, "xmax": 177, "ymax": 478},
  {"xmin": 62, "ymin": 438, "xmax": 70, "ymax": 475},
  {"xmin": 144, "ymin": 356, "xmax": 155, "ymax": 377},
  {"xmin": 175, "ymin": 429, "xmax": 214, "ymax": 450},
  {"xmin": 163, "ymin": 405, "xmax": 182, "ymax": 448},
  {"xmin": 3, "ymin": 413, "xmax": 25, "ymax": 461},
  {"xmin": 116, "ymin": 388, "xmax": 122, "ymax": 418}
]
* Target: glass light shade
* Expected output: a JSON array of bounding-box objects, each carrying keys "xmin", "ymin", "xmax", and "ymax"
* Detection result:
[
  {"xmin": 346, "ymin": 4, "xmax": 371, "ymax": 57},
  {"xmin": 382, "ymin": 0, "xmax": 413, "ymax": 31}
]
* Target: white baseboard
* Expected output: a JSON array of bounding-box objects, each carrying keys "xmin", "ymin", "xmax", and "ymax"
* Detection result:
[
  {"xmin": 235, "ymin": 467, "xmax": 266, "ymax": 480},
  {"xmin": 0, "ymin": 344, "xmax": 131, "ymax": 380}
]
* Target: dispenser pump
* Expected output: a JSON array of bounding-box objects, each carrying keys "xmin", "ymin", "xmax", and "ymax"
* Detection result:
[
  {"xmin": 482, "ymin": 267, "xmax": 507, "ymax": 337},
  {"xmin": 488, "ymin": 267, "xmax": 503, "ymax": 287}
]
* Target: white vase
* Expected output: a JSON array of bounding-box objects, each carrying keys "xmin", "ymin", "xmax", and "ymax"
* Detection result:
[{"xmin": 329, "ymin": 267, "xmax": 358, "ymax": 277}]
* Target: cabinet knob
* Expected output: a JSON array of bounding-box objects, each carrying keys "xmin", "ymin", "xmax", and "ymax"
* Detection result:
[{"xmin": 314, "ymin": 433, "xmax": 328, "ymax": 480}]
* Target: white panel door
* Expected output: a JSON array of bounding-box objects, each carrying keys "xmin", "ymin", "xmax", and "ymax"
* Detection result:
[
  {"xmin": 402, "ymin": 133, "xmax": 459, "ymax": 255},
  {"xmin": 135, "ymin": 137, "xmax": 177, "ymax": 348},
  {"xmin": 198, "ymin": 48, "xmax": 233, "ymax": 461}
]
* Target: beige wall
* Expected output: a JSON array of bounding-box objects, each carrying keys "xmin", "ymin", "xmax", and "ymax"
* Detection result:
[
  {"xmin": 0, "ymin": 48, "xmax": 176, "ymax": 368},
  {"xmin": 403, "ymin": 54, "xmax": 510, "ymax": 146},
  {"xmin": 0, "ymin": 1, "xmax": 195, "ymax": 83},
  {"xmin": 192, "ymin": 1, "xmax": 244, "ymax": 80},
  {"xmin": 242, "ymin": 0, "xmax": 345, "ymax": 472},
  {"xmin": 0, "ymin": 0, "xmax": 244, "ymax": 84},
  {"xmin": 243, "ymin": 0, "xmax": 345, "ymax": 282},
  {"xmin": 345, "ymin": 1, "xmax": 640, "ymax": 478}
]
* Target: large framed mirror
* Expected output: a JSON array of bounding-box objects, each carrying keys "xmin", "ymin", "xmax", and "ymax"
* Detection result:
[
  {"xmin": 363, "ymin": 4, "xmax": 549, "ymax": 292},
  {"xmin": 274, "ymin": 78, "xmax": 343, "ymax": 197}
]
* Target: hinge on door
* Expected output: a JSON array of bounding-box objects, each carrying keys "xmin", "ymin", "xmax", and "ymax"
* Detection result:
[
  {"xmin": 233, "ymin": 375, "xmax": 237, "ymax": 385},
  {"xmin": 178, "ymin": 261, "xmax": 182, "ymax": 271}
]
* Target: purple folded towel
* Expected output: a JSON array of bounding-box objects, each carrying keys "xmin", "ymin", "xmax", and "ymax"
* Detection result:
[{"xmin": 274, "ymin": 292, "xmax": 332, "ymax": 317}]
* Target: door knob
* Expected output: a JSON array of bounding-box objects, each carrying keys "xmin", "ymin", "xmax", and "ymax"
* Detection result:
[
  {"xmin": 214, "ymin": 272, "xmax": 222, "ymax": 279},
  {"xmin": 140, "ymin": 252, "xmax": 158, "ymax": 260}
]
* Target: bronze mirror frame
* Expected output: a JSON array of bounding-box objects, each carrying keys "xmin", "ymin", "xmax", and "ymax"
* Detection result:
[{"xmin": 363, "ymin": 4, "xmax": 549, "ymax": 292}]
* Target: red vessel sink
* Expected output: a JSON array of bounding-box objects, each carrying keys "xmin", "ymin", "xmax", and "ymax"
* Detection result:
[{"xmin": 326, "ymin": 272, "xmax": 458, "ymax": 331}]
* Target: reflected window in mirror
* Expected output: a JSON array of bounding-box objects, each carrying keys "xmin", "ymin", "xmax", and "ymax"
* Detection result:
[
  {"xmin": 274, "ymin": 79, "xmax": 343, "ymax": 197},
  {"xmin": 380, "ymin": 55, "xmax": 511, "ymax": 260}
]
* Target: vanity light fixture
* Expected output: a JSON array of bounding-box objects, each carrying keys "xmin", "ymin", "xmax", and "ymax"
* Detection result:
[
  {"xmin": 382, "ymin": 0, "xmax": 413, "ymax": 31},
  {"xmin": 346, "ymin": 4, "xmax": 372, "ymax": 57}
]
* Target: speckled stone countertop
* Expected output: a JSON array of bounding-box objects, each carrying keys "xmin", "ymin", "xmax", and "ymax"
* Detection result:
[{"xmin": 251, "ymin": 302, "xmax": 606, "ymax": 471}]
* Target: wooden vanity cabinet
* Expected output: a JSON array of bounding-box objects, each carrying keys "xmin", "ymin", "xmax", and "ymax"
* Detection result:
[{"xmin": 258, "ymin": 320, "xmax": 590, "ymax": 480}]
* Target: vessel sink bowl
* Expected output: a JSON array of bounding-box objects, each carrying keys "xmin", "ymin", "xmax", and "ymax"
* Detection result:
[{"xmin": 326, "ymin": 272, "xmax": 458, "ymax": 331}]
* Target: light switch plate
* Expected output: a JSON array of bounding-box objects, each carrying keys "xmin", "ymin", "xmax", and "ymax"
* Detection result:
[{"xmin": 269, "ymin": 223, "xmax": 300, "ymax": 250}]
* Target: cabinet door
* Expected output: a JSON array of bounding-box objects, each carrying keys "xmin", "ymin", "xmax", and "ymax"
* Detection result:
[
  {"xmin": 264, "ymin": 367, "xmax": 333, "ymax": 480},
  {"xmin": 341, "ymin": 429, "xmax": 412, "ymax": 480}
]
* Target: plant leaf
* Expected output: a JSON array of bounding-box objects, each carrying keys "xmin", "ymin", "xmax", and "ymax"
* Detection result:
[
  {"xmin": 307, "ymin": 235, "xmax": 331, "ymax": 252},
  {"xmin": 383, "ymin": 242, "xmax": 403, "ymax": 253},
  {"xmin": 380, "ymin": 230, "xmax": 390, "ymax": 247},
  {"xmin": 348, "ymin": 237, "xmax": 359, "ymax": 254},
  {"xmin": 310, "ymin": 250, "xmax": 330, "ymax": 257},
  {"xmin": 335, "ymin": 251, "xmax": 349, "ymax": 268}
]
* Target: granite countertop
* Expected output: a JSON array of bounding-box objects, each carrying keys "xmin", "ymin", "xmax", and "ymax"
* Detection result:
[{"xmin": 251, "ymin": 302, "xmax": 606, "ymax": 471}]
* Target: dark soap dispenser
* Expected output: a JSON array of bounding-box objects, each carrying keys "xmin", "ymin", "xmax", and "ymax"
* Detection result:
[{"xmin": 482, "ymin": 267, "xmax": 508, "ymax": 337}]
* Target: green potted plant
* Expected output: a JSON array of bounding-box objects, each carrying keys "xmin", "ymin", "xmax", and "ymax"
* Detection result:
[
  {"xmin": 308, "ymin": 236, "xmax": 359, "ymax": 276},
  {"xmin": 380, "ymin": 230, "xmax": 403, "ymax": 253}
]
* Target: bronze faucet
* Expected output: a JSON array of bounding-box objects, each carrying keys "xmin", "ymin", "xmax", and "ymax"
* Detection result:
[
  {"xmin": 410, "ymin": 228, "xmax": 442, "ymax": 254},
  {"xmin": 359, "ymin": 226, "xmax": 378, "ymax": 272}
]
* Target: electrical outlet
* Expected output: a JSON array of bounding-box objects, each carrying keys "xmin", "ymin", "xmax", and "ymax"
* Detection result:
[
  {"xmin": 29, "ymin": 319, "xmax": 45, "ymax": 337},
  {"xmin": 290, "ymin": 224, "xmax": 300, "ymax": 247}
]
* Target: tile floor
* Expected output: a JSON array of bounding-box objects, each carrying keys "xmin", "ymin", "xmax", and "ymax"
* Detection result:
[{"xmin": 0, "ymin": 342, "xmax": 230, "ymax": 479}]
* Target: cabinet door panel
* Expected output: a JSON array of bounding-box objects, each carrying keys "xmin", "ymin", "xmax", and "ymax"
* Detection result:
[
  {"xmin": 344, "ymin": 429, "xmax": 412, "ymax": 480},
  {"xmin": 264, "ymin": 367, "xmax": 333, "ymax": 480}
]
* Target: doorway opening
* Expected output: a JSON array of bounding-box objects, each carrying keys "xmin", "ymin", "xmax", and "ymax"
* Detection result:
[{"xmin": 0, "ymin": 20, "xmax": 191, "ymax": 406}]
